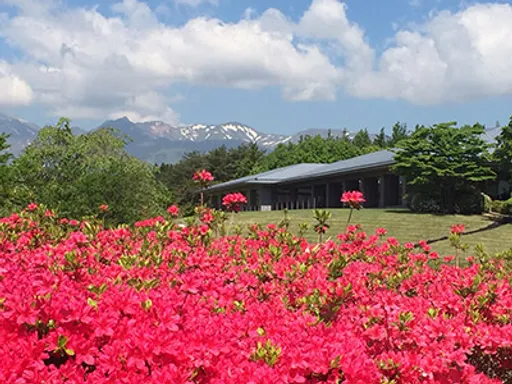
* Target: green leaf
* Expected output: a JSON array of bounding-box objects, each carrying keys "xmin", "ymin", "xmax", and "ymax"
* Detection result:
[
  {"xmin": 87, "ymin": 297, "xmax": 98, "ymax": 309},
  {"xmin": 57, "ymin": 335, "xmax": 68, "ymax": 349},
  {"xmin": 141, "ymin": 299, "xmax": 153, "ymax": 311}
]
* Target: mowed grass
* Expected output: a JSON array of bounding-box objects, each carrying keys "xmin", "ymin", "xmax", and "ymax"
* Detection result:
[{"xmin": 233, "ymin": 208, "xmax": 512, "ymax": 256}]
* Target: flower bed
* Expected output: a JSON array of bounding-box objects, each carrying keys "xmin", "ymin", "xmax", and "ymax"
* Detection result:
[{"xmin": 0, "ymin": 206, "xmax": 511, "ymax": 383}]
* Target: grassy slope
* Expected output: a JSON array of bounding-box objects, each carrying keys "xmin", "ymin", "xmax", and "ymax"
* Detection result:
[{"xmin": 232, "ymin": 208, "xmax": 512, "ymax": 257}]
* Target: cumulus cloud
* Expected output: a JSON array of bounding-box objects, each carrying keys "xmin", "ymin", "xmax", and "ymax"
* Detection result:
[
  {"xmin": 350, "ymin": 3, "xmax": 512, "ymax": 104},
  {"xmin": 0, "ymin": 0, "xmax": 512, "ymax": 120},
  {"xmin": 0, "ymin": 61, "xmax": 34, "ymax": 106},
  {"xmin": 109, "ymin": 91, "xmax": 180, "ymax": 124},
  {"xmin": 296, "ymin": 0, "xmax": 373, "ymax": 72},
  {"xmin": 0, "ymin": 0, "xmax": 349, "ymax": 120}
]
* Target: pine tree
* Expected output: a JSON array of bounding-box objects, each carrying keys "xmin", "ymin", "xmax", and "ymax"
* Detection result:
[
  {"xmin": 352, "ymin": 128, "xmax": 372, "ymax": 148},
  {"xmin": 494, "ymin": 116, "xmax": 512, "ymax": 182},
  {"xmin": 389, "ymin": 122, "xmax": 408, "ymax": 147},
  {"xmin": 373, "ymin": 127, "xmax": 387, "ymax": 148}
]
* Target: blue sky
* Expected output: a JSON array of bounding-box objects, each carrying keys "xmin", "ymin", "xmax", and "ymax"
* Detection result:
[{"xmin": 1, "ymin": 0, "xmax": 512, "ymax": 134}]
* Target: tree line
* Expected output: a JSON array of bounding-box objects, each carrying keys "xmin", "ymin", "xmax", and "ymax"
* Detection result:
[{"xmin": 1, "ymin": 117, "xmax": 512, "ymax": 223}]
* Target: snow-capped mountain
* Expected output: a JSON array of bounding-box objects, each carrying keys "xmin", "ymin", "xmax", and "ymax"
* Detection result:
[
  {"xmin": 93, "ymin": 117, "xmax": 296, "ymax": 163},
  {"xmin": 99, "ymin": 118, "xmax": 291, "ymax": 148}
]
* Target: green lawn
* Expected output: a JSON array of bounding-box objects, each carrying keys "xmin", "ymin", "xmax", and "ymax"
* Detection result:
[{"xmin": 232, "ymin": 208, "xmax": 512, "ymax": 256}]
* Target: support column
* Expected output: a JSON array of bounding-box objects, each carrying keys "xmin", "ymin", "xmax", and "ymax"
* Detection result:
[
  {"xmin": 399, "ymin": 176, "xmax": 407, "ymax": 207},
  {"xmin": 291, "ymin": 188, "xmax": 298, "ymax": 209},
  {"xmin": 247, "ymin": 189, "xmax": 253, "ymax": 209},
  {"xmin": 379, "ymin": 176, "xmax": 386, "ymax": 208},
  {"xmin": 326, "ymin": 183, "xmax": 331, "ymax": 208}
]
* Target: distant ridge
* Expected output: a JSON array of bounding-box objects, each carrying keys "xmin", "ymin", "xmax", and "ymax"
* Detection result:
[{"xmin": 0, "ymin": 112, "xmax": 501, "ymax": 163}]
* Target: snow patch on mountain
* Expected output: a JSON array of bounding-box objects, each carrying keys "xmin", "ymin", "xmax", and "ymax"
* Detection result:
[{"xmin": 128, "ymin": 120, "xmax": 291, "ymax": 148}]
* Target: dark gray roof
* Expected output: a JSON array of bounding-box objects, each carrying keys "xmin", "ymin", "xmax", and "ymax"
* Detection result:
[
  {"xmin": 207, "ymin": 151, "xmax": 395, "ymax": 192},
  {"xmin": 207, "ymin": 163, "xmax": 325, "ymax": 192},
  {"xmin": 284, "ymin": 150, "xmax": 395, "ymax": 183}
]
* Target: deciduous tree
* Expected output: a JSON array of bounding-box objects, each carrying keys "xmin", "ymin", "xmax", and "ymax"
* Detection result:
[
  {"xmin": 13, "ymin": 118, "xmax": 169, "ymax": 224},
  {"xmin": 392, "ymin": 122, "xmax": 495, "ymax": 213}
]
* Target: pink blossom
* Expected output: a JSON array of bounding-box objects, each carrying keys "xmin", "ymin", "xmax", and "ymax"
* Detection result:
[
  {"xmin": 193, "ymin": 169, "xmax": 214, "ymax": 186},
  {"xmin": 340, "ymin": 190, "xmax": 366, "ymax": 209},
  {"xmin": 451, "ymin": 224, "xmax": 465, "ymax": 235},
  {"xmin": 222, "ymin": 192, "xmax": 247, "ymax": 212},
  {"xmin": 167, "ymin": 205, "xmax": 180, "ymax": 217},
  {"xmin": 200, "ymin": 209, "xmax": 214, "ymax": 224},
  {"xmin": 27, "ymin": 202, "xmax": 38, "ymax": 212}
]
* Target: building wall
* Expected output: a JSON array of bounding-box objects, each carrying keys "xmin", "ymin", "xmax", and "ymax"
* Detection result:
[{"xmin": 261, "ymin": 168, "xmax": 405, "ymax": 211}]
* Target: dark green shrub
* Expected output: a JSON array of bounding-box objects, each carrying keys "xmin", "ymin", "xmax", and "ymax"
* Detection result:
[
  {"xmin": 409, "ymin": 193, "xmax": 441, "ymax": 213},
  {"xmin": 453, "ymin": 191, "xmax": 484, "ymax": 214},
  {"xmin": 408, "ymin": 186, "xmax": 484, "ymax": 215}
]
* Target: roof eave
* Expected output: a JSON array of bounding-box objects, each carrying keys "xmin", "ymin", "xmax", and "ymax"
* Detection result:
[{"xmin": 205, "ymin": 179, "xmax": 279, "ymax": 193}]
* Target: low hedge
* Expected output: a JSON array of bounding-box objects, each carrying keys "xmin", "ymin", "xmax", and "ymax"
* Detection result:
[
  {"xmin": 409, "ymin": 190, "xmax": 485, "ymax": 214},
  {"xmin": 491, "ymin": 198, "xmax": 512, "ymax": 215}
]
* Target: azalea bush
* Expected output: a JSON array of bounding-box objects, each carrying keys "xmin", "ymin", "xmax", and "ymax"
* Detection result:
[{"xmin": 0, "ymin": 202, "xmax": 511, "ymax": 383}]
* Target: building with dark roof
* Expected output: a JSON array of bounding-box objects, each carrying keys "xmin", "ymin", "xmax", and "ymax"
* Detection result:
[
  {"xmin": 207, "ymin": 150, "xmax": 406, "ymax": 211},
  {"xmin": 206, "ymin": 128, "xmax": 510, "ymax": 211}
]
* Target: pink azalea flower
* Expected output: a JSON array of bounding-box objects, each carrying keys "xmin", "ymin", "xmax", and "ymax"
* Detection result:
[
  {"xmin": 222, "ymin": 192, "xmax": 247, "ymax": 212},
  {"xmin": 450, "ymin": 224, "xmax": 465, "ymax": 235},
  {"xmin": 167, "ymin": 205, "xmax": 180, "ymax": 217},
  {"xmin": 340, "ymin": 190, "xmax": 366, "ymax": 209}
]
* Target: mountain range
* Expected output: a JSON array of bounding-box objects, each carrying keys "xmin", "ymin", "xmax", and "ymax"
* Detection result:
[
  {"xmin": 0, "ymin": 113, "xmax": 40, "ymax": 156},
  {"xmin": 0, "ymin": 113, "xmax": 356, "ymax": 163}
]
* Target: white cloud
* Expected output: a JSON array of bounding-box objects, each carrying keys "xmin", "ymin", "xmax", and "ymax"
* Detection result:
[
  {"xmin": 1, "ymin": 0, "xmax": 512, "ymax": 120},
  {"xmin": 0, "ymin": 61, "xmax": 34, "ymax": 106},
  {"xmin": 110, "ymin": 91, "xmax": 180, "ymax": 123},
  {"xmin": 0, "ymin": 0, "xmax": 348, "ymax": 120},
  {"xmin": 350, "ymin": 3, "xmax": 512, "ymax": 104},
  {"xmin": 296, "ymin": 0, "xmax": 373, "ymax": 72}
]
